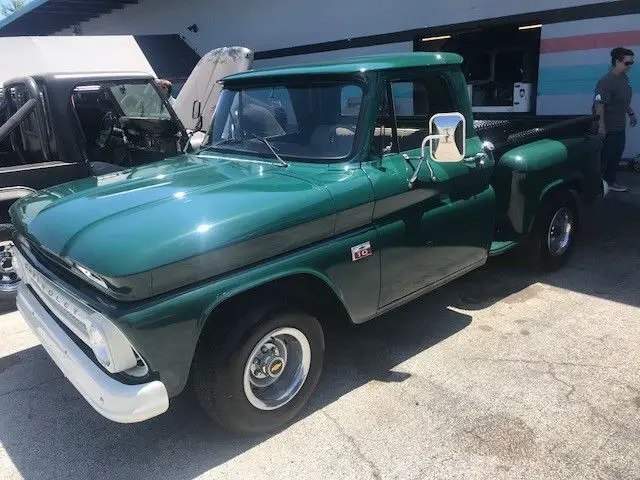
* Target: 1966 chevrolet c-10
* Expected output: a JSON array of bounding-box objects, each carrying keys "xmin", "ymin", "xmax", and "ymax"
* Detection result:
[{"xmin": 9, "ymin": 53, "xmax": 603, "ymax": 434}]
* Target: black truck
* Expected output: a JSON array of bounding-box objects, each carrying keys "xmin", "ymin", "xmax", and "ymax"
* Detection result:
[{"xmin": 0, "ymin": 72, "xmax": 199, "ymax": 301}]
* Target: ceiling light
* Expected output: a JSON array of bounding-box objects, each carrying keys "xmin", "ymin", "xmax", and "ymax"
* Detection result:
[
  {"xmin": 421, "ymin": 35, "xmax": 451, "ymax": 42},
  {"xmin": 519, "ymin": 24, "xmax": 542, "ymax": 30}
]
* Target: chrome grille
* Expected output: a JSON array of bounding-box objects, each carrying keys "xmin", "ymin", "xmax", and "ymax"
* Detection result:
[{"xmin": 14, "ymin": 248, "xmax": 92, "ymax": 345}]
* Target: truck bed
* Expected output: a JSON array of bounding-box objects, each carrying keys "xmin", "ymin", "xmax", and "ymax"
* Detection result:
[{"xmin": 473, "ymin": 114, "xmax": 597, "ymax": 159}]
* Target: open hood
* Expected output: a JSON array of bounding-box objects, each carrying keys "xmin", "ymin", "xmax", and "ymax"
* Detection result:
[{"xmin": 173, "ymin": 46, "xmax": 254, "ymax": 133}]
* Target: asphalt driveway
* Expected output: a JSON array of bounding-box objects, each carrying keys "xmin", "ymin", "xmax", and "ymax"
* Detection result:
[{"xmin": 1, "ymin": 173, "xmax": 639, "ymax": 480}]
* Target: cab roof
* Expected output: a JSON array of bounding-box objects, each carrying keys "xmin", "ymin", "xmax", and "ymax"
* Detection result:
[{"xmin": 222, "ymin": 52, "xmax": 463, "ymax": 82}]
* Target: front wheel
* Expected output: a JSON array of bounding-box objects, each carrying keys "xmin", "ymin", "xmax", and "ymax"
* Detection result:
[
  {"xmin": 524, "ymin": 189, "xmax": 579, "ymax": 271},
  {"xmin": 0, "ymin": 224, "xmax": 20, "ymax": 303},
  {"xmin": 193, "ymin": 303, "xmax": 325, "ymax": 434}
]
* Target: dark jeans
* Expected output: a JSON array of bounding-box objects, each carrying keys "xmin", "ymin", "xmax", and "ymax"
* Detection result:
[{"xmin": 601, "ymin": 130, "xmax": 626, "ymax": 184}]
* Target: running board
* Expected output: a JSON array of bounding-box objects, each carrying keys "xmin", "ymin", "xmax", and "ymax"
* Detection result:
[{"xmin": 489, "ymin": 240, "xmax": 519, "ymax": 257}]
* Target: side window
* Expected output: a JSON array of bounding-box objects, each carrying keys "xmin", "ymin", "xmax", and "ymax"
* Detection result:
[
  {"xmin": 244, "ymin": 86, "xmax": 298, "ymax": 133},
  {"xmin": 389, "ymin": 74, "xmax": 455, "ymax": 152},
  {"xmin": 341, "ymin": 85, "xmax": 363, "ymax": 117}
]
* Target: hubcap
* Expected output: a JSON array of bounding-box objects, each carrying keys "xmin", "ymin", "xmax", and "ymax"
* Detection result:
[
  {"xmin": 0, "ymin": 240, "xmax": 19, "ymax": 292},
  {"xmin": 547, "ymin": 207, "xmax": 574, "ymax": 257},
  {"xmin": 243, "ymin": 327, "xmax": 311, "ymax": 411}
]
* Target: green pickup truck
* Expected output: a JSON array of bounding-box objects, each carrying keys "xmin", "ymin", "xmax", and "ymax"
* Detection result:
[{"xmin": 10, "ymin": 53, "xmax": 603, "ymax": 434}]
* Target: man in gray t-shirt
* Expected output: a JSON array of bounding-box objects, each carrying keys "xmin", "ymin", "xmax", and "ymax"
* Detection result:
[{"xmin": 594, "ymin": 47, "xmax": 636, "ymax": 192}]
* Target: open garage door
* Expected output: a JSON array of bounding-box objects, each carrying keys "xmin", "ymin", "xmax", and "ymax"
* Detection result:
[{"xmin": 416, "ymin": 24, "xmax": 541, "ymax": 114}]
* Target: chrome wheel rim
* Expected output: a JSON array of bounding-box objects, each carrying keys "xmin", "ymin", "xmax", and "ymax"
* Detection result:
[
  {"xmin": 0, "ymin": 240, "xmax": 19, "ymax": 292},
  {"xmin": 547, "ymin": 207, "xmax": 574, "ymax": 257},
  {"xmin": 243, "ymin": 327, "xmax": 311, "ymax": 411}
]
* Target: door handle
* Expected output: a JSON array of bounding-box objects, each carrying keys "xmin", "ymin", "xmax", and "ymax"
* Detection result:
[{"xmin": 463, "ymin": 153, "xmax": 486, "ymax": 166}]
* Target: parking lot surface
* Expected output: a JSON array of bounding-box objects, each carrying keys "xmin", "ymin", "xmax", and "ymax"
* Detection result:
[{"xmin": 1, "ymin": 173, "xmax": 640, "ymax": 480}]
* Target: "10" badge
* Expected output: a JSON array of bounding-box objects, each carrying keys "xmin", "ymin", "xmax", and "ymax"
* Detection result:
[{"xmin": 351, "ymin": 242, "xmax": 372, "ymax": 262}]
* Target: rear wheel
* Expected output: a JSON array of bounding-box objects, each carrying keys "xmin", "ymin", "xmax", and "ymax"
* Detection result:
[
  {"xmin": 525, "ymin": 189, "xmax": 579, "ymax": 271},
  {"xmin": 193, "ymin": 301, "xmax": 324, "ymax": 434},
  {"xmin": 0, "ymin": 224, "xmax": 20, "ymax": 303}
]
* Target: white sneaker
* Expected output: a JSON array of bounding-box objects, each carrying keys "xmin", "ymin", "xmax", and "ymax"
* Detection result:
[{"xmin": 609, "ymin": 183, "xmax": 629, "ymax": 192}]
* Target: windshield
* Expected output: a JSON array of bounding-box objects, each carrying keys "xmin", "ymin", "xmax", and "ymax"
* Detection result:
[
  {"xmin": 206, "ymin": 80, "xmax": 365, "ymax": 162},
  {"xmin": 108, "ymin": 82, "xmax": 171, "ymax": 119}
]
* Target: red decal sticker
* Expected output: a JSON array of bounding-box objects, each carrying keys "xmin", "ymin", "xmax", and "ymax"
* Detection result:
[{"xmin": 351, "ymin": 242, "xmax": 372, "ymax": 261}]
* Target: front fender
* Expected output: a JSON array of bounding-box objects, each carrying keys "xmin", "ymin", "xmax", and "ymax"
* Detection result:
[{"xmin": 116, "ymin": 226, "xmax": 380, "ymax": 396}]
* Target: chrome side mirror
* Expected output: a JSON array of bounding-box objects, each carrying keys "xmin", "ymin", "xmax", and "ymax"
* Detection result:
[
  {"xmin": 429, "ymin": 112, "xmax": 466, "ymax": 162},
  {"xmin": 408, "ymin": 111, "xmax": 466, "ymax": 188}
]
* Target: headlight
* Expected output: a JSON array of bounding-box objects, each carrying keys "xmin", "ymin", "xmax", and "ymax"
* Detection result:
[{"xmin": 88, "ymin": 323, "xmax": 111, "ymax": 368}]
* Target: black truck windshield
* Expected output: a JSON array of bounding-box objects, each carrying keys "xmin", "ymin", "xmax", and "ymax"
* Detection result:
[
  {"xmin": 206, "ymin": 81, "xmax": 364, "ymax": 162},
  {"xmin": 108, "ymin": 83, "xmax": 171, "ymax": 119}
]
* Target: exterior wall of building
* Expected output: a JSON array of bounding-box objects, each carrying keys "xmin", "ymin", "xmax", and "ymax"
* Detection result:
[
  {"xmin": 537, "ymin": 14, "xmax": 640, "ymax": 157},
  {"xmin": 56, "ymin": 0, "xmax": 612, "ymax": 55},
  {"xmin": 54, "ymin": 0, "xmax": 637, "ymax": 156}
]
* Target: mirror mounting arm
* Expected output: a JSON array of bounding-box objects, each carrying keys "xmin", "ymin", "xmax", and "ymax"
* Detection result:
[{"xmin": 408, "ymin": 134, "xmax": 445, "ymax": 188}]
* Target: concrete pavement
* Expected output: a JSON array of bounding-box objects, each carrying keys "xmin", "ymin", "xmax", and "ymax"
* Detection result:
[{"xmin": 1, "ymin": 173, "xmax": 639, "ymax": 480}]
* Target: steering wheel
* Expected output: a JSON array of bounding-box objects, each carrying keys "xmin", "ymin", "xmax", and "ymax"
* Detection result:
[{"xmin": 96, "ymin": 111, "xmax": 115, "ymax": 150}]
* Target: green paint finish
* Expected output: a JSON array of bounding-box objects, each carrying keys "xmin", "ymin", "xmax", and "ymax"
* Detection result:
[
  {"xmin": 489, "ymin": 240, "xmax": 519, "ymax": 256},
  {"xmin": 224, "ymin": 52, "xmax": 463, "ymax": 82},
  {"xmin": 362, "ymin": 134, "xmax": 496, "ymax": 306},
  {"xmin": 12, "ymin": 154, "xmax": 336, "ymax": 278},
  {"xmin": 9, "ymin": 53, "xmax": 604, "ymax": 402},
  {"xmin": 495, "ymin": 135, "xmax": 603, "ymax": 234},
  {"xmin": 114, "ymin": 226, "xmax": 380, "ymax": 395}
]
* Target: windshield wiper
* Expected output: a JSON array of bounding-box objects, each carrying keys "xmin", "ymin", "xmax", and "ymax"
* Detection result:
[{"xmin": 248, "ymin": 134, "xmax": 288, "ymax": 167}]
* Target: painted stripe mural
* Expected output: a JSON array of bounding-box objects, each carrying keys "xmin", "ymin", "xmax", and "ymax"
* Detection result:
[
  {"xmin": 538, "ymin": 64, "xmax": 640, "ymax": 96},
  {"xmin": 540, "ymin": 30, "xmax": 640, "ymax": 54},
  {"xmin": 537, "ymin": 14, "xmax": 640, "ymax": 157}
]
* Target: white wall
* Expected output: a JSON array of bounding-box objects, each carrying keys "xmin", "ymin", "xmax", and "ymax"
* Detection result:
[
  {"xmin": 57, "ymin": 0, "xmax": 617, "ymax": 56},
  {"xmin": 0, "ymin": 35, "xmax": 156, "ymax": 85}
]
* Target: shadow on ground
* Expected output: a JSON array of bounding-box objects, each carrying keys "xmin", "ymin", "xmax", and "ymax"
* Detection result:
[
  {"xmin": 0, "ymin": 289, "xmax": 470, "ymax": 480},
  {"xmin": 1, "ymin": 173, "xmax": 639, "ymax": 479},
  {"xmin": 449, "ymin": 171, "xmax": 640, "ymax": 312}
]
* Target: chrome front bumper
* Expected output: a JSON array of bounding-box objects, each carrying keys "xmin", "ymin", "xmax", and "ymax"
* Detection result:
[{"xmin": 17, "ymin": 283, "xmax": 169, "ymax": 423}]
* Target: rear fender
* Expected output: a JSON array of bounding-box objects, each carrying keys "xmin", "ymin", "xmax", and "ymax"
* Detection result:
[
  {"xmin": 498, "ymin": 137, "xmax": 597, "ymax": 236},
  {"xmin": 525, "ymin": 177, "xmax": 583, "ymax": 234}
]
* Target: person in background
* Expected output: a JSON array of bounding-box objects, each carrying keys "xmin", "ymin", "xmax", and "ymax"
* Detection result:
[
  {"xmin": 594, "ymin": 47, "xmax": 636, "ymax": 193},
  {"xmin": 155, "ymin": 78, "xmax": 177, "ymax": 106}
]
